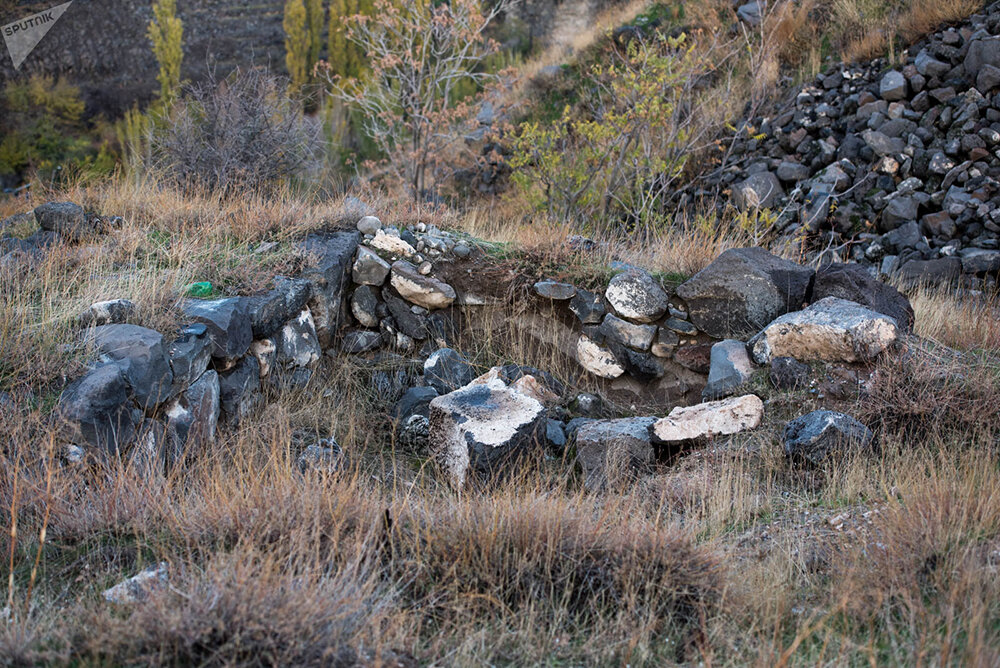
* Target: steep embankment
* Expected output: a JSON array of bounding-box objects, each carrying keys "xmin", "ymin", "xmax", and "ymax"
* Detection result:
[{"xmin": 696, "ymin": 2, "xmax": 1000, "ymax": 290}]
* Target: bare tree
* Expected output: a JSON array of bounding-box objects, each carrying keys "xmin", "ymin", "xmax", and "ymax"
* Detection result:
[
  {"xmin": 322, "ymin": 0, "xmax": 511, "ymax": 198},
  {"xmin": 151, "ymin": 67, "xmax": 322, "ymax": 194}
]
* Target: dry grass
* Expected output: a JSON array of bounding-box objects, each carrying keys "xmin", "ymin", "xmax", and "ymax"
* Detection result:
[
  {"xmin": 4, "ymin": 174, "xmax": 1000, "ymax": 664},
  {"xmin": 835, "ymin": 0, "xmax": 985, "ymax": 63}
]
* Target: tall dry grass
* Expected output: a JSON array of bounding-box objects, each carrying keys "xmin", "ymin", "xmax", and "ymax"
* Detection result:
[{"xmin": 4, "ymin": 168, "xmax": 1000, "ymax": 665}]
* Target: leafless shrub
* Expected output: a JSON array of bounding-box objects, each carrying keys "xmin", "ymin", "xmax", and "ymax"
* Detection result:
[
  {"xmin": 385, "ymin": 492, "xmax": 724, "ymax": 629},
  {"xmin": 85, "ymin": 554, "xmax": 390, "ymax": 667},
  {"xmin": 858, "ymin": 344, "xmax": 1000, "ymax": 443},
  {"xmin": 150, "ymin": 68, "xmax": 322, "ymax": 194}
]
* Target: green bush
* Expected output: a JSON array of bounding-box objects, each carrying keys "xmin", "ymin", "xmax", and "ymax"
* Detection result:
[
  {"xmin": 0, "ymin": 75, "xmax": 112, "ymax": 181},
  {"xmin": 508, "ymin": 32, "xmax": 709, "ymax": 232}
]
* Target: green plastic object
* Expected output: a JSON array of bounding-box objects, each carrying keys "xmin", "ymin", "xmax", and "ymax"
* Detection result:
[{"xmin": 184, "ymin": 282, "xmax": 213, "ymax": 297}]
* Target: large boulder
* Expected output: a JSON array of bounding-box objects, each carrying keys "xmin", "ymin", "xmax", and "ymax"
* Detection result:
[
  {"xmin": 57, "ymin": 363, "xmax": 136, "ymax": 454},
  {"xmin": 783, "ymin": 410, "xmax": 874, "ymax": 465},
  {"xmin": 429, "ymin": 378, "xmax": 546, "ymax": 487},
  {"xmin": 180, "ymin": 298, "xmax": 253, "ymax": 360},
  {"xmin": 653, "ymin": 394, "xmax": 763, "ymax": 442},
  {"xmin": 164, "ymin": 369, "xmax": 219, "ymax": 464},
  {"xmin": 424, "ymin": 348, "xmax": 475, "ymax": 394},
  {"xmin": 390, "ymin": 260, "xmax": 456, "ymax": 309},
  {"xmin": 574, "ymin": 417, "xmax": 656, "ymax": 491},
  {"xmin": 245, "ymin": 276, "xmax": 312, "ymax": 339},
  {"xmin": 811, "ymin": 263, "xmax": 914, "ymax": 332},
  {"xmin": 749, "ymin": 297, "xmax": 900, "ymax": 364},
  {"xmin": 676, "ymin": 248, "xmax": 814, "ymax": 339},
  {"xmin": 299, "ymin": 230, "xmax": 360, "ymax": 346},
  {"xmin": 90, "ymin": 324, "xmax": 174, "ymax": 410},
  {"xmin": 604, "ymin": 269, "xmax": 669, "ymax": 323},
  {"xmin": 34, "ymin": 201, "xmax": 93, "ymax": 241},
  {"xmin": 702, "ymin": 340, "xmax": 754, "ymax": 400}
]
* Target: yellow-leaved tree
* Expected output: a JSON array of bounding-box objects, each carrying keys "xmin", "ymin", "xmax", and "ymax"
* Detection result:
[
  {"xmin": 284, "ymin": 0, "xmax": 310, "ymax": 94},
  {"xmin": 147, "ymin": 0, "xmax": 184, "ymax": 107},
  {"xmin": 306, "ymin": 0, "xmax": 325, "ymax": 75}
]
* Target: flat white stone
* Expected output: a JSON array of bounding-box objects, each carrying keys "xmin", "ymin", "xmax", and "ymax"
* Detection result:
[
  {"xmin": 576, "ymin": 335, "xmax": 625, "ymax": 379},
  {"xmin": 653, "ymin": 394, "xmax": 764, "ymax": 442}
]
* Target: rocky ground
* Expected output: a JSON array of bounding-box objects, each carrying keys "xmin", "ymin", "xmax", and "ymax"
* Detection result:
[
  {"xmin": 3, "ymin": 2, "xmax": 1000, "ymax": 664},
  {"xmin": 683, "ymin": 1, "xmax": 1000, "ymax": 291}
]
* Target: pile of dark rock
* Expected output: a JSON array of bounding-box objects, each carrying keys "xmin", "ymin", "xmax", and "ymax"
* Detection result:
[
  {"xmin": 686, "ymin": 2, "xmax": 1000, "ymax": 288},
  {"xmin": 396, "ymin": 247, "xmax": 913, "ymax": 490},
  {"xmin": 0, "ymin": 201, "xmax": 121, "ymax": 266},
  {"xmin": 22, "ymin": 201, "xmax": 911, "ymax": 491}
]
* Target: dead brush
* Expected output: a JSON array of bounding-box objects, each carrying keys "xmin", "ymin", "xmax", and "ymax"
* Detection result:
[
  {"xmin": 833, "ymin": 447, "xmax": 1000, "ymax": 664},
  {"xmin": 82, "ymin": 552, "xmax": 391, "ymax": 667},
  {"xmin": 857, "ymin": 343, "xmax": 1000, "ymax": 443},
  {"xmin": 383, "ymin": 489, "xmax": 725, "ymax": 636}
]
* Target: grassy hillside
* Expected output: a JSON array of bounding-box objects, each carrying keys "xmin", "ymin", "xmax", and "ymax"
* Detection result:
[{"xmin": 3, "ymin": 1, "xmax": 1000, "ymax": 665}]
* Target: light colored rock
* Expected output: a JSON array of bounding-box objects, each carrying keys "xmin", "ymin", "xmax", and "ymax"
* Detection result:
[
  {"xmin": 653, "ymin": 394, "xmax": 764, "ymax": 442},
  {"xmin": 576, "ymin": 334, "xmax": 625, "ymax": 379},
  {"xmin": 510, "ymin": 374, "xmax": 560, "ymax": 406},
  {"xmin": 749, "ymin": 297, "xmax": 899, "ymax": 364},
  {"xmin": 604, "ymin": 269, "xmax": 668, "ymax": 323},
  {"xmin": 250, "ymin": 339, "xmax": 276, "ymax": 377},
  {"xmin": 103, "ymin": 563, "xmax": 168, "ymax": 604},
  {"xmin": 369, "ymin": 229, "xmax": 415, "ymax": 257},
  {"xmin": 79, "ymin": 299, "xmax": 136, "ymax": 328},
  {"xmin": 356, "ymin": 215, "xmax": 382, "ymax": 235},
  {"xmin": 390, "ymin": 260, "xmax": 456, "ymax": 310},
  {"xmin": 429, "ymin": 377, "xmax": 546, "ymax": 487}
]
